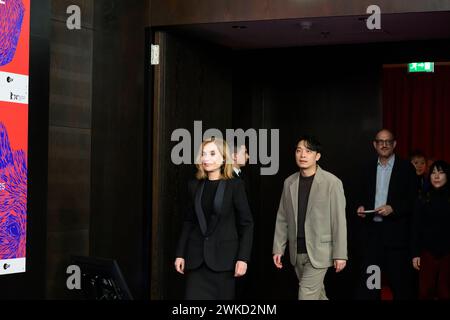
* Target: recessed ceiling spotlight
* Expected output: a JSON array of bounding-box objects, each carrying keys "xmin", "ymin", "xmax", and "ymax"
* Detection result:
[{"xmin": 299, "ymin": 21, "xmax": 313, "ymax": 30}]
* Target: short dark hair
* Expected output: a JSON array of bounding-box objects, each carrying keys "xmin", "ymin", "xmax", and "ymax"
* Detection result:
[
  {"xmin": 297, "ymin": 135, "xmax": 322, "ymax": 154},
  {"xmin": 410, "ymin": 150, "xmax": 426, "ymax": 160},
  {"xmin": 428, "ymin": 160, "xmax": 449, "ymax": 181}
]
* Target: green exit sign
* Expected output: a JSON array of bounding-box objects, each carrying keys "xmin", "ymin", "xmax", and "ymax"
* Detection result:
[{"xmin": 408, "ymin": 62, "xmax": 434, "ymax": 73}]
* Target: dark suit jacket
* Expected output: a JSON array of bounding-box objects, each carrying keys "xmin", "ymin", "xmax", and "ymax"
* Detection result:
[
  {"xmin": 358, "ymin": 155, "xmax": 417, "ymax": 248},
  {"xmin": 233, "ymin": 169, "xmax": 251, "ymax": 197},
  {"xmin": 175, "ymin": 178, "xmax": 254, "ymax": 272}
]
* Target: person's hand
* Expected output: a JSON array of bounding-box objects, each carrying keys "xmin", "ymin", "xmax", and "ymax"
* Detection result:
[
  {"xmin": 412, "ymin": 257, "xmax": 421, "ymax": 271},
  {"xmin": 334, "ymin": 259, "xmax": 347, "ymax": 273},
  {"xmin": 357, "ymin": 206, "xmax": 366, "ymax": 218},
  {"xmin": 234, "ymin": 261, "xmax": 247, "ymax": 277},
  {"xmin": 375, "ymin": 205, "xmax": 393, "ymax": 216},
  {"xmin": 174, "ymin": 257, "xmax": 185, "ymax": 274},
  {"xmin": 273, "ymin": 254, "xmax": 283, "ymax": 269}
]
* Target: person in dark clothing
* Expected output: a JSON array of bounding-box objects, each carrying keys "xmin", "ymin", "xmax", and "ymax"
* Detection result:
[
  {"xmin": 411, "ymin": 160, "xmax": 450, "ymax": 299},
  {"xmin": 231, "ymin": 142, "xmax": 254, "ymax": 300},
  {"xmin": 174, "ymin": 137, "xmax": 254, "ymax": 300},
  {"xmin": 410, "ymin": 150, "xmax": 431, "ymax": 197},
  {"xmin": 356, "ymin": 129, "xmax": 417, "ymax": 300},
  {"xmin": 232, "ymin": 143, "xmax": 249, "ymax": 179}
]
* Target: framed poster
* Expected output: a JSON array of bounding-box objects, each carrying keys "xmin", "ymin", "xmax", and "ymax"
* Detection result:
[{"xmin": 0, "ymin": 0, "xmax": 30, "ymax": 275}]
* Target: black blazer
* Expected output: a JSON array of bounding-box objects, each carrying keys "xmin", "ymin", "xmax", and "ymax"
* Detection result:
[
  {"xmin": 233, "ymin": 169, "xmax": 251, "ymax": 197},
  {"xmin": 410, "ymin": 189, "xmax": 450, "ymax": 258},
  {"xmin": 358, "ymin": 155, "xmax": 417, "ymax": 247},
  {"xmin": 175, "ymin": 178, "xmax": 254, "ymax": 272}
]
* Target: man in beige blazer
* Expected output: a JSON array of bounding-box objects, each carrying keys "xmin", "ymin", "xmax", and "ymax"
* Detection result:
[{"xmin": 273, "ymin": 136, "xmax": 347, "ymax": 300}]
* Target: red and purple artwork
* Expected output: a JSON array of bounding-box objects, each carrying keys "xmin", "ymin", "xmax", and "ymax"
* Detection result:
[
  {"xmin": 0, "ymin": 121, "xmax": 26, "ymax": 259},
  {"xmin": 0, "ymin": 0, "xmax": 25, "ymax": 66},
  {"xmin": 0, "ymin": 0, "xmax": 28, "ymax": 274}
]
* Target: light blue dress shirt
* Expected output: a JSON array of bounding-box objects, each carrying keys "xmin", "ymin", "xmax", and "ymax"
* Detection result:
[{"xmin": 374, "ymin": 155, "xmax": 395, "ymax": 222}]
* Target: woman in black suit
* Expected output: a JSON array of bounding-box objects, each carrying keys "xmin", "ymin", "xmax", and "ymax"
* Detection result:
[
  {"xmin": 174, "ymin": 137, "xmax": 254, "ymax": 300},
  {"xmin": 411, "ymin": 160, "xmax": 450, "ymax": 299}
]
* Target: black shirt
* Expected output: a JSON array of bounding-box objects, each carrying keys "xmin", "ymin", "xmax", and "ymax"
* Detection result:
[
  {"xmin": 201, "ymin": 179, "xmax": 220, "ymax": 225},
  {"xmin": 411, "ymin": 186, "xmax": 450, "ymax": 257},
  {"xmin": 297, "ymin": 173, "xmax": 315, "ymax": 254},
  {"xmin": 416, "ymin": 174, "xmax": 430, "ymax": 198}
]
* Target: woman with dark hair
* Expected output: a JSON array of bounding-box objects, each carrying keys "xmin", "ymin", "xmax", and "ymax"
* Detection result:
[
  {"xmin": 411, "ymin": 160, "xmax": 450, "ymax": 299},
  {"xmin": 174, "ymin": 137, "xmax": 254, "ymax": 300}
]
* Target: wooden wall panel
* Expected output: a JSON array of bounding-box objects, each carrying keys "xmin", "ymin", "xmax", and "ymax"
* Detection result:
[
  {"xmin": 51, "ymin": 0, "xmax": 94, "ymax": 28},
  {"xmin": 46, "ymin": 0, "xmax": 93, "ymax": 299},
  {"xmin": 49, "ymin": 22, "xmax": 92, "ymax": 128},
  {"xmin": 47, "ymin": 127, "xmax": 91, "ymax": 233},
  {"xmin": 91, "ymin": 0, "xmax": 149, "ymax": 299}
]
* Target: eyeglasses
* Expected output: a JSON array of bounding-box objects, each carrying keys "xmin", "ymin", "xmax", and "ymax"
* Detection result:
[{"xmin": 374, "ymin": 139, "xmax": 394, "ymax": 146}]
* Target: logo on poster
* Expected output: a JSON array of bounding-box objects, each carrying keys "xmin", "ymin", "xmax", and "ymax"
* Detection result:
[{"xmin": 10, "ymin": 92, "xmax": 26, "ymax": 102}]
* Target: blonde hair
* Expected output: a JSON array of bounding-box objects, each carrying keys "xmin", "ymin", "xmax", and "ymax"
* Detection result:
[{"xmin": 195, "ymin": 137, "xmax": 234, "ymax": 180}]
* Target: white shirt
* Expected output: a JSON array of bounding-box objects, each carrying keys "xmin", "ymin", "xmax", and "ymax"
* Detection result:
[{"xmin": 374, "ymin": 154, "xmax": 395, "ymax": 222}]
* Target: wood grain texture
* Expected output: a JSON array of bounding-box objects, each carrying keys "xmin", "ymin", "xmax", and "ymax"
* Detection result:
[
  {"xmin": 49, "ymin": 21, "xmax": 93, "ymax": 128},
  {"xmin": 90, "ymin": 0, "xmax": 148, "ymax": 299},
  {"xmin": 51, "ymin": 0, "xmax": 94, "ymax": 29}
]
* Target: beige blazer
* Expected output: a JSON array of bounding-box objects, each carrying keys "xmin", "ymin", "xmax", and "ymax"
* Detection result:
[{"xmin": 272, "ymin": 166, "xmax": 347, "ymax": 268}]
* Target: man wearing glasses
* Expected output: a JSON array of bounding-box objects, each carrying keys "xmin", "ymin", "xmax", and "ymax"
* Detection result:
[{"xmin": 356, "ymin": 129, "xmax": 417, "ymax": 299}]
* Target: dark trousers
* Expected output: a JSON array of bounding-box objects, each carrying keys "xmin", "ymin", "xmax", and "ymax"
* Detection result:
[
  {"xmin": 419, "ymin": 251, "xmax": 450, "ymax": 300},
  {"xmin": 356, "ymin": 225, "xmax": 414, "ymax": 300},
  {"xmin": 185, "ymin": 264, "xmax": 235, "ymax": 300},
  {"xmin": 235, "ymin": 270, "xmax": 251, "ymax": 300}
]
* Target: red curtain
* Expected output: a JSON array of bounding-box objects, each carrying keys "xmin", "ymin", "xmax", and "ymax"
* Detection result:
[{"xmin": 383, "ymin": 65, "xmax": 450, "ymax": 163}]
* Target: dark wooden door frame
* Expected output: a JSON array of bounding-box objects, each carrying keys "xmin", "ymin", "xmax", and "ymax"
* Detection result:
[{"xmin": 149, "ymin": 30, "xmax": 167, "ymax": 300}]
